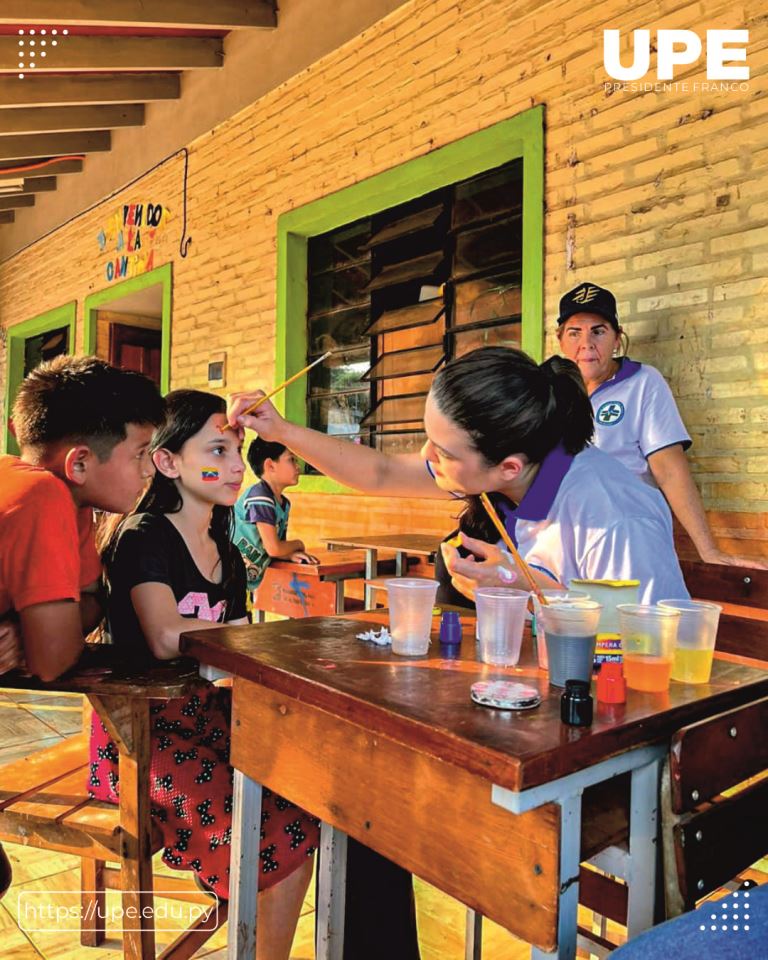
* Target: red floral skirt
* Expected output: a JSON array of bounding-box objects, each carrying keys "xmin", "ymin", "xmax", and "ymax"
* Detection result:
[{"xmin": 88, "ymin": 684, "xmax": 318, "ymax": 899}]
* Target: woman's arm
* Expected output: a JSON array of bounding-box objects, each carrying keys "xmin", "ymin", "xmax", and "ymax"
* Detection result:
[
  {"xmin": 227, "ymin": 391, "xmax": 449, "ymax": 499},
  {"xmin": 129, "ymin": 582, "xmax": 230, "ymax": 660},
  {"xmin": 648, "ymin": 445, "xmax": 768, "ymax": 569}
]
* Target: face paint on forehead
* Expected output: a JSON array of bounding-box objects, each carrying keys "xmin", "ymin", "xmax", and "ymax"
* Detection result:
[{"xmin": 201, "ymin": 468, "xmax": 220, "ymax": 482}]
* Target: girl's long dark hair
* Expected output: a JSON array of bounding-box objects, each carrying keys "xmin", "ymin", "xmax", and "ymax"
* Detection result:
[
  {"xmin": 431, "ymin": 346, "xmax": 594, "ymax": 530},
  {"xmin": 103, "ymin": 389, "xmax": 237, "ymax": 588}
]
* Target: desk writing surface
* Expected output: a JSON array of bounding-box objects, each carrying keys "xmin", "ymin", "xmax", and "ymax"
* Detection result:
[
  {"xmin": 268, "ymin": 548, "xmax": 365, "ymax": 578},
  {"xmin": 323, "ymin": 534, "xmax": 442, "ymax": 556},
  {"xmin": 181, "ymin": 617, "xmax": 768, "ymax": 792}
]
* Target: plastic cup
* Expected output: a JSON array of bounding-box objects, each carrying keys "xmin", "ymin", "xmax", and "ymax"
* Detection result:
[
  {"xmin": 538, "ymin": 600, "xmax": 603, "ymax": 686},
  {"xmin": 475, "ymin": 588, "xmax": 529, "ymax": 666},
  {"xmin": 386, "ymin": 578, "xmax": 439, "ymax": 656},
  {"xmin": 658, "ymin": 599, "xmax": 722, "ymax": 684},
  {"xmin": 618, "ymin": 603, "xmax": 680, "ymax": 692},
  {"xmin": 568, "ymin": 579, "xmax": 640, "ymax": 635},
  {"xmin": 531, "ymin": 590, "xmax": 590, "ymax": 671}
]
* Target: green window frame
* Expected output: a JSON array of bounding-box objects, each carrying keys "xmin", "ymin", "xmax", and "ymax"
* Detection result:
[
  {"xmin": 276, "ymin": 107, "xmax": 545, "ymax": 493},
  {"xmin": 4, "ymin": 301, "xmax": 77, "ymax": 455}
]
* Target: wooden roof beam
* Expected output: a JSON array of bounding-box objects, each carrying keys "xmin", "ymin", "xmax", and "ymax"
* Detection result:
[
  {"xmin": 18, "ymin": 175, "xmax": 57, "ymax": 192},
  {"xmin": 0, "ymin": 36, "xmax": 223, "ymax": 71},
  {"xmin": 0, "ymin": 158, "xmax": 83, "ymax": 178},
  {"xmin": 0, "ymin": 195, "xmax": 35, "ymax": 210},
  {"xmin": 0, "ymin": 1, "xmax": 276, "ymax": 29},
  {"xmin": 0, "ymin": 105, "xmax": 144, "ymax": 135},
  {"xmin": 0, "ymin": 131, "xmax": 109, "ymax": 161},
  {"xmin": 0, "ymin": 74, "xmax": 180, "ymax": 107}
]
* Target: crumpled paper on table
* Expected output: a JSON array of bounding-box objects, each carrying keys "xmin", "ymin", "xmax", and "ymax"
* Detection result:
[{"xmin": 356, "ymin": 626, "xmax": 392, "ymax": 646}]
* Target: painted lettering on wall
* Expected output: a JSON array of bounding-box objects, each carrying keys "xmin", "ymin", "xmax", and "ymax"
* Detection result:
[{"xmin": 97, "ymin": 202, "xmax": 170, "ymax": 282}]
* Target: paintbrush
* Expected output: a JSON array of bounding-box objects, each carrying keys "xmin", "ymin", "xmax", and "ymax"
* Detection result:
[
  {"xmin": 224, "ymin": 350, "xmax": 332, "ymax": 431},
  {"xmin": 479, "ymin": 492, "xmax": 548, "ymax": 605}
]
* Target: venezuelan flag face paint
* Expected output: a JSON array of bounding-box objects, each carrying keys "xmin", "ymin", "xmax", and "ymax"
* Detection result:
[{"xmin": 201, "ymin": 468, "xmax": 219, "ymax": 482}]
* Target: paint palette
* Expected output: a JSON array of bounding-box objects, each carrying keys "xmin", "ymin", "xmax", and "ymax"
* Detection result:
[{"xmin": 470, "ymin": 680, "xmax": 541, "ymax": 711}]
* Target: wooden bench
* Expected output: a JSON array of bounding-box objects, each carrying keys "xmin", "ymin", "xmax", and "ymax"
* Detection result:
[
  {"xmin": 677, "ymin": 560, "xmax": 768, "ymax": 664},
  {"xmin": 680, "ymin": 559, "xmax": 768, "ymax": 608},
  {"xmin": 0, "ymin": 652, "xmax": 226, "ymax": 959},
  {"xmin": 661, "ymin": 695, "xmax": 768, "ymax": 915}
]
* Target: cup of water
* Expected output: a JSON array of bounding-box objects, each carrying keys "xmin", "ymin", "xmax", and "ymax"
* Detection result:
[
  {"xmin": 538, "ymin": 600, "xmax": 603, "ymax": 686},
  {"xmin": 386, "ymin": 578, "xmax": 439, "ymax": 656},
  {"xmin": 475, "ymin": 588, "xmax": 530, "ymax": 666}
]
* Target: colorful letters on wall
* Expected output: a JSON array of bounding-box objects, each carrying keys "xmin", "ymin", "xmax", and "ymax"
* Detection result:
[{"xmin": 97, "ymin": 202, "xmax": 169, "ymax": 282}]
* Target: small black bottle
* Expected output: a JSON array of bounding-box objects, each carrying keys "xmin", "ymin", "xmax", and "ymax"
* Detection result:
[{"xmin": 561, "ymin": 679, "xmax": 593, "ymax": 727}]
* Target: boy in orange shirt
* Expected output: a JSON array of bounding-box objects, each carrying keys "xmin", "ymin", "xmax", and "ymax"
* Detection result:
[{"xmin": 0, "ymin": 355, "xmax": 164, "ymax": 682}]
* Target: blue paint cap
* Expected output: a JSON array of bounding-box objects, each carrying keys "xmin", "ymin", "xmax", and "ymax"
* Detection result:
[{"xmin": 439, "ymin": 610, "xmax": 462, "ymax": 646}]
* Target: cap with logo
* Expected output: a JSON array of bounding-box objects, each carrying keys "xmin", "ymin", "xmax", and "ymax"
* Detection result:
[{"xmin": 558, "ymin": 282, "xmax": 619, "ymax": 330}]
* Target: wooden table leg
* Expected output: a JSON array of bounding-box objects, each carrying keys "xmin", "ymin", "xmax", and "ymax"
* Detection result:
[
  {"xmin": 316, "ymin": 821, "xmax": 347, "ymax": 960},
  {"xmin": 228, "ymin": 768, "xmax": 262, "ymax": 960},
  {"xmin": 395, "ymin": 550, "xmax": 406, "ymax": 577},
  {"xmin": 92, "ymin": 695, "xmax": 155, "ymax": 960}
]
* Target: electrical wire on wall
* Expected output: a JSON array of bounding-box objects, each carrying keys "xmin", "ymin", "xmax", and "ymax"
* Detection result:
[{"xmin": 0, "ymin": 146, "xmax": 193, "ymax": 265}]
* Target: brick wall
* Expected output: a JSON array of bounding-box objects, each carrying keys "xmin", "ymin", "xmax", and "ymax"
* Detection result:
[{"xmin": 1, "ymin": 0, "xmax": 766, "ymax": 557}]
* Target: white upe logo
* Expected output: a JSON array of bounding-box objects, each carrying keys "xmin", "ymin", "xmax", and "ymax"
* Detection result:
[{"xmin": 604, "ymin": 29, "xmax": 749, "ymax": 81}]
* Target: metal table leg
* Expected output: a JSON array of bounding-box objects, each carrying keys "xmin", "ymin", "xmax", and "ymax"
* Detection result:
[
  {"xmin": 465, "ymin": 907, "xmax": 483, "ymax": 959},
  {"xmin": 316, "ymin": 822, "xmax": 348, "ymax": 960},
  {"xmin": 228, "ymin": 769, "xmax": 262, "ymax": 960},
  {"xmin": 364, "ymin": 548, "xmax": 378, "ymax": 609}
]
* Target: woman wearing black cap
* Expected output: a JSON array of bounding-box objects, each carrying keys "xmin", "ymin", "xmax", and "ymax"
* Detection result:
[{"xmin": 556, "ymin": 281, "xmax": 766, "ymax": 569}]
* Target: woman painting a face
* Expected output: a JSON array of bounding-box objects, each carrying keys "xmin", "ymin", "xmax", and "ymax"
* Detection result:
[
  {"xmin": 555, "ymin": 282, "xmax": 767, "ymax": 570},
  {"xmin": 228, "ymin": 346, "xmax": 690, "ymax": 604}
]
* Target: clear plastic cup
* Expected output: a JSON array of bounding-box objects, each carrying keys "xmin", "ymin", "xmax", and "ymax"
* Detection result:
[
  {"xmin": 568, "ymin": 579, "xmax": 640, "ymax": 635},
  {"xmin": 538, "ymin": 600, "xmax": 603, "ymax": 686},
  {"xmin": 618, "ymin": 603, "xmax": 680, "ymax": 693},
  {"xmin": 386, "ymin": 578, "xmax": 439, "ymax": 656},
  {"xmin": 531, "ymin": 590, "xmax": 590, "ymax": 671},
  {"xmin": 475, "ymin": 588, "xmax": 530, "ymax": 666},
  {"xmin": 658, "ymin": 599, "xmax": 722, "ymax": 684}
]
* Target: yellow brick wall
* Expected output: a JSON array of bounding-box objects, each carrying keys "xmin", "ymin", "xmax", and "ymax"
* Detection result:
[{"xmin": 1, "ymin": 0, "xmax": 766, "ymax": 556}]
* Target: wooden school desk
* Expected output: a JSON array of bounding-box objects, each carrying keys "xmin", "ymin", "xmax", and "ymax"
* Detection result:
[
  {"xmin": 251, "ymin": 549, "xmax": 365, "ymax": 619},
  {"xmin": 181, "ymin": 619, "xmax": 768, "ymax": 960},
  {"xmin": 323, "ymin": 534, "xmax": 442, "ymax": 608}
]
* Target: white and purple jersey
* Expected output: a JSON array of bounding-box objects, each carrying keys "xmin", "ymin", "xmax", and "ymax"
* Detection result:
[
  {"xmin": 590, "ymin": 358, "xmax": 691, "ymax": 486},
  {"xmin": 430, "ymin": 445, "xmax": 689, "ymax": 604}
]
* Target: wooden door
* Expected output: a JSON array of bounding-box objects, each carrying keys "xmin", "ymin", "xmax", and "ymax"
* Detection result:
[{"xmin": 109, "ymin": 322, "xmax": 161, "ymax": 384}]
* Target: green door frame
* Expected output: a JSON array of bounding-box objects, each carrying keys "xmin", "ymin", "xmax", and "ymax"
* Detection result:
[
  {"xmin": 4, "ymin": 301, "xmax": 77, "ymax": 454},
  {"xmin": 83, "ymin": 262, "xmax": 173, "ymax": 393},
  {"xmin": 275, "ymin": 106, "xmax": 545, "ymax": 493}
]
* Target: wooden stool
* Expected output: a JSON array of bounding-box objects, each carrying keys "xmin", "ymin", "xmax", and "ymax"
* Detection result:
[{"xmin": 0, "ymin": 657, "xmax": 226, "ymax": 959}]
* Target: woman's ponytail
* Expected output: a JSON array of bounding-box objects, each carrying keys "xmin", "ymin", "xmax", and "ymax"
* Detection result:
[{"xmin": 539, "ymin": 356, "xmax": 594, "ymax": 454}]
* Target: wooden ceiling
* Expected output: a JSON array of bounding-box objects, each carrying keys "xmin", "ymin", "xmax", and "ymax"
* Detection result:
[{"xmin": 0, "ymin": 2, "xmax": 277, "ymax": 225}]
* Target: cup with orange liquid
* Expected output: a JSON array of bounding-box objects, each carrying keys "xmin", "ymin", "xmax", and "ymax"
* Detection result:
[
  {"xmin": 658, "ymin": 599, "xmax": 722, "ymax": 683},
  {"xmin": 617, "ymin": 604, "xmax": 680, "ymax": 693}
]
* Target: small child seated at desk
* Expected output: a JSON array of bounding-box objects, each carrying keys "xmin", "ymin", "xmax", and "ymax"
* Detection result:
[{"xmin": 233, "ymin": 438, "xmax": 318, "ymax": 592}]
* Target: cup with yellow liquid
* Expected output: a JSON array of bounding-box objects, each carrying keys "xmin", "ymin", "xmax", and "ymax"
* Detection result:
[
  {"xmin": 617, "ymin": 604, "xmax": 680, "ymax": 693},
  {"xmin": 658, "ymin": 599, "xmax": 722, "ymax": 684}
]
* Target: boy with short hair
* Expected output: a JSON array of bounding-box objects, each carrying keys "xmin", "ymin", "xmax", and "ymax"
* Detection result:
[
  {"xmin": 233, "ymin": 438, "xmax": 318, "ymax": 591},
  {"xmin": 0, "ymin": 355, "xmax": 165, "ymax": 682}
]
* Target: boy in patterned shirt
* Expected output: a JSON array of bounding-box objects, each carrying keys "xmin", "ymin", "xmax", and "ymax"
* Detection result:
[{"xmin": 233, "ymin": 438, "xmax": 318, "ymax": 591}]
